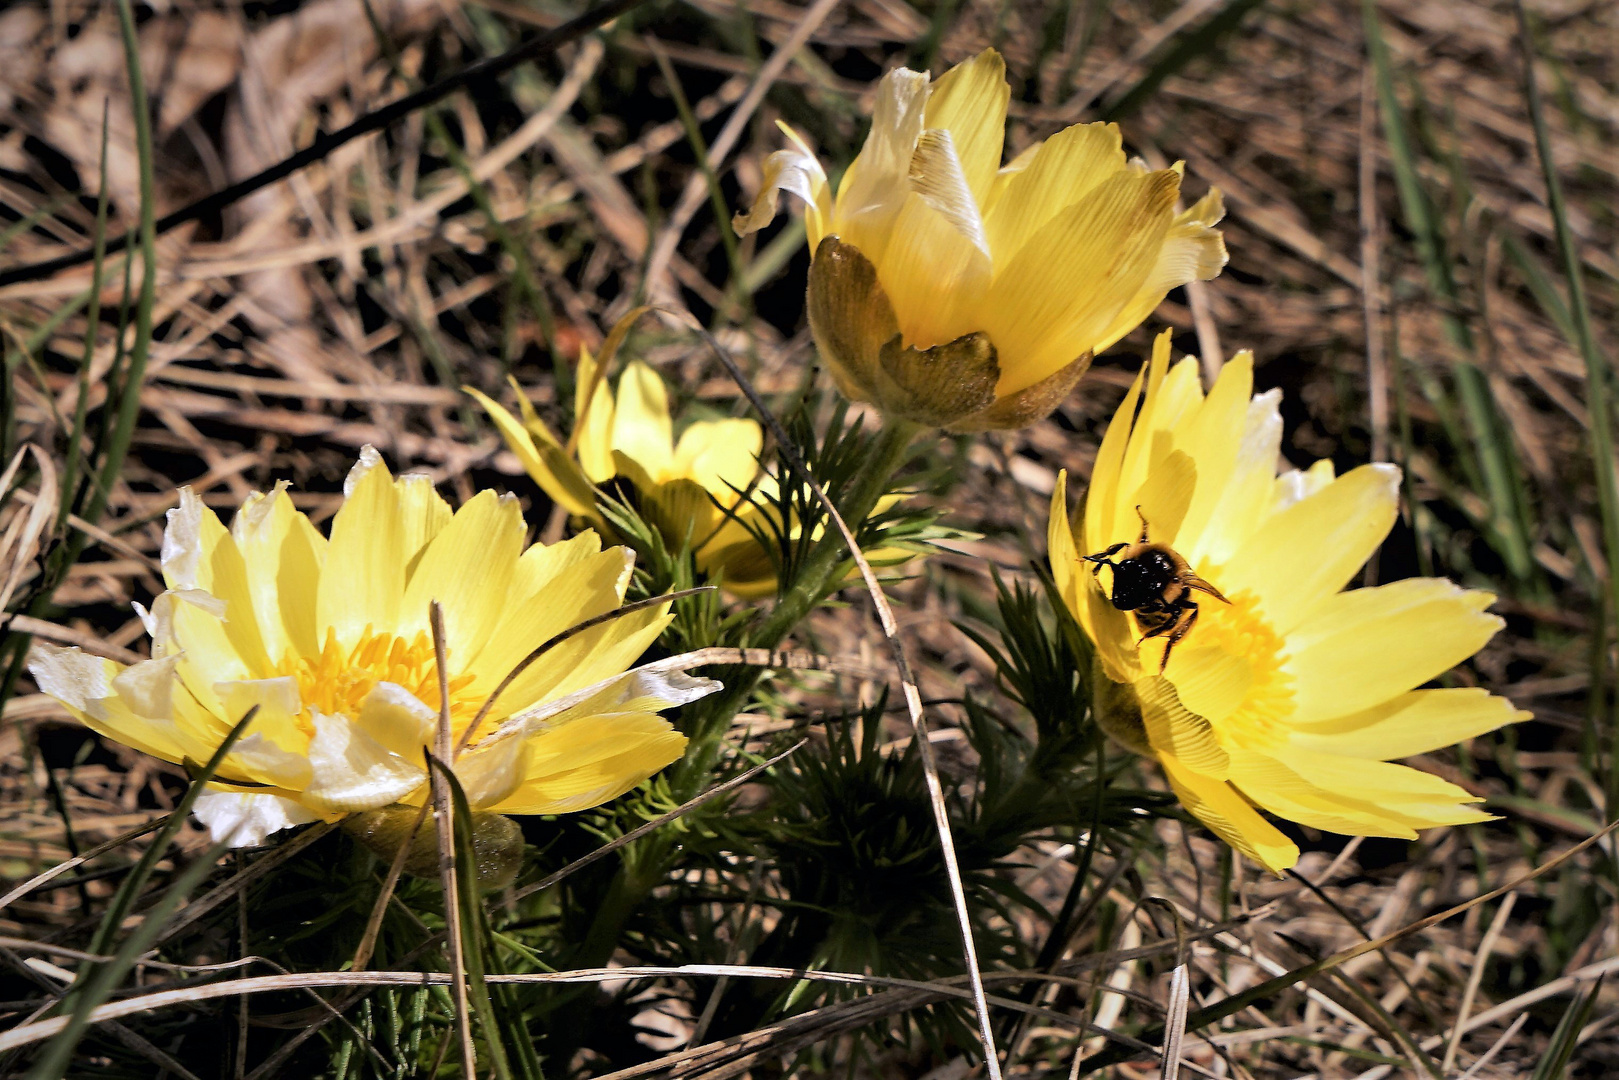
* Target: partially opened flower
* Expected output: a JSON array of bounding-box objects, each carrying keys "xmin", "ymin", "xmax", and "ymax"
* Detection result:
[
  {"xmin": 30, "ymin": 449, "xmax": 717, "ymax": 863},
  {"xmin": 1047, "ymin": 332, "xmax": 1526, "ymax": 873},
  {"xmin": 735, "ymin": 49, "xmax": 1226, "ymax": 431},
  {"xmin": 471, "ymin": 353, "xmax": 913, "ymax": 597}
]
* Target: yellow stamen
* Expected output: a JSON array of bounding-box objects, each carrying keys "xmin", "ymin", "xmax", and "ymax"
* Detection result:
[{"xmin": 276, "ymin": 625, "xmax": 480, "ymax": 733}]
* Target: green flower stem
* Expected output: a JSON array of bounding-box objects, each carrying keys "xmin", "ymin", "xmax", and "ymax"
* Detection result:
[{"xmin": 556, "ymin": 414, "xmax": 923, "ymax": 1013}]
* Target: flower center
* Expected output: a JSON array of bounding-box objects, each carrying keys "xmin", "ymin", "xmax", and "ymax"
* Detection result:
[
  {"xmin": 277, "ymin": 626, "xmax": 480, "ymax": 732},
  {"xmin": 1156, "ymin": 586, "xmax": 1295, "ymax": 749}
]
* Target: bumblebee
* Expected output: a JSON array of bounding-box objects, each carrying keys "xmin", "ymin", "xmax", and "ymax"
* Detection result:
[{"xmin": 1083, "ymin": 508, "xmax": 1228, "ymax": 672}]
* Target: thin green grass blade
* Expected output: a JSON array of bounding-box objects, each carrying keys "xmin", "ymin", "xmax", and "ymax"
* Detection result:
[
  {"xmin": 29, "ymin": 706, "xmax": 259, "ymax": 1078},
  {"xmin": 1527, "ymin": 975, "xmax": 1603, "ymax": 1080},
  {"xmin": 61, "ymin": 102, "xmax": 114, "ymax": 522},
  {"xmin": 81, "ymin": 706, "xmax": 259, "ymax": 961},
  {"xmin": 1098, "ymin": 0, "xmax": 1268, "ymax": 121},
  {"xmin": 0, "ymin": 196, "xmax": 73, "ymax": 256},
  {"xmin": 649, "ymin": 43, "xmax": 749, "ymax": 326},
  {"xmin": 430, "ymin": 757, "xmax": 522, "ymax": 1080},
  {"xmin": 1512, "ymin": 0, "xmax": 1619, "ymax": 822},
  {"xmin": 1362, "ymin": 0, "xmax": 1537, "ymax": 584},
  {"xmin": 24, "ymin": 838, "xmax": 232, "ymax": 1080}
]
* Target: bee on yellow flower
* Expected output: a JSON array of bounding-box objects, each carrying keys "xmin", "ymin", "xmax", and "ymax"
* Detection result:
[
  {"xmin": 1048, "ymin": 333, "xmax": 1527, "ymax": 873},
  {"xmin": 736, "ymin": 49, "xmax": 1226, "ymax": 431},
  {"xmin": 30, "ymin": 450, "xmax": 717, "ymax": 865}
]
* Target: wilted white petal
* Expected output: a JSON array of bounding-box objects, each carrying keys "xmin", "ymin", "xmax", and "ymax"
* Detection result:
[
  {"xmin": 343, "ymin": 445, "xmax": 386, "ymax": 496},
  {"xmin": 733, "ymin": 146, "xmax": 828, "ymax": 236},
  {"xmin": 453, "ymin": 738, "xmax": 526, "ymax": 809},
  {"xmin": 161, "ymin": 487, "xmax": 204, "ymax": 587},
  {"xmin": 302, "ymin": 710, "xmax": 424, "ymax": 814},
  {"xmin": 356, "ymin": 681, "xmax": 438, "ymax": 761},
  {"xmin": 193, "ymin": 790, "xmax": 321, "ymax": 847},
  {"xmin": 112, "ymin": 655, "xmax": 183, "ymax": 718},
  {"xmin": 232, "ymin": 733, "xmax": 314, "ymax": 789}
]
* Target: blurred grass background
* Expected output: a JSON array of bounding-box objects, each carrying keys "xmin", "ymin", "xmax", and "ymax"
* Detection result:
[{"xmin": 0, "ymin": 0, "xmax": 1615, "ymax": 1076}]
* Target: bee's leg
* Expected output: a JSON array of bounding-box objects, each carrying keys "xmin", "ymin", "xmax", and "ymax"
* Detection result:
[
  {"xmin": 1157, "ymin": 604, "xmax": 1200, "ymax": 673},
  {"xmin": 1082, "ymin": 543, "xmax": 1128, "ymax": 576},
  {"xmin": 1134, "ymin": 608, "xmax": 1176, "ymax": 648}
]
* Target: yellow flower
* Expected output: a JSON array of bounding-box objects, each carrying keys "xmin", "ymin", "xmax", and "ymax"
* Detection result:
[
  {"xmin": 735, "ymin": 49, "xmax": 1226, "ymax": 431},
  {"xmin": 1048, "ymin": 333, "xmax": 1527, "ymax": 873},
  {"xmin": 29, "ymin": 449, "xmax": 716, "ymax": 851},
  {"xmin": 470, "ymin": 353, "xmax": 901, "ymax": 598}
]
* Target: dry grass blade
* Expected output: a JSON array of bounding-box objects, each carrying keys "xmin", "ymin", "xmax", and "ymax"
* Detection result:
[
  {"xmin": 1084, "ymin": 821, "xmax": 1619, "ymax": 1070},
  {"xmin": 428, "ymin": 600, "xmax": 476, "ymax": 1079},
  {"xmin": 0, "ymin": 0, "xmax": 649, "ymax": 289},
  {"xmin": 0, "ymin": 445, "xmax": 55, "ymax": 612},
  {"xmin": 641, "ymin": 0, "xmax": 844, "ymax": 300},
  {"xmin": 683, "ymin": 315, "xmax": 1005, "ymax": 1080},
  {"xmin": 0, "ymin": 815, "xmax": 171, "ymax": 913},
  {"xmin": 1441, "ymin": 890, "xmax": 1517, "ymax": 1072},
  {"xmin": 2, "ymin": 617, "xmax": 143, "ymax": 664},
  {"xmin": 0, "ymin": 920, "xmax": 1260, "ymax": 1057}
]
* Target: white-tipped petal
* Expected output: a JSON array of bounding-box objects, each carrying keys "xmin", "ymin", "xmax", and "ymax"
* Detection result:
[{"xmin": 193, "ymin": 790, "xmax": 322, "ymax": 848}]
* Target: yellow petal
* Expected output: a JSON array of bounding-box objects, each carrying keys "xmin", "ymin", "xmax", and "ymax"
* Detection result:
[
  {"xmin": 1137, "ymin": 676, "xmax": 1230, "ymax": 778},
  {"xmin": 1226, "ymin": 749, "xmax": 1421, "ymax": 839},
  {"xmin": 230, "ymin": 485, "xmax": 296, "ymax": 662},
  {"xmin": 732, "ymin": 124, "xmax": 831, "ymax": 243},
  {"xmin": 1092, "ymin": 187, "xmax": 1227, "ymax": 354},
  {"xmin": 466, "ymin": 545, "xmax": 637, "ymax": 710},
  {"xmin": 1082, "ymin": 361, "xmax": 1146, "ymax": 555},
  {"xmin": 166, "ymin": 489, "xmax": 272, "ymax": 679},
  {"xmin": 518, "ymin": 607, "xmax": 671, "ymax": 708},
  {"xmin": 1107, "ymin": 332, "xmax": 1174, "ymax": 547},
  {"xmin": 1217, "ymin": 463, "xmax": 1401, "ymax": 636},
  {"xmin": 673, "ymin": 418, "xmax": 764, "ymax": 499},
  {"xmin": 395, "ymin": 472, "xmax": 453, "ymax": 575},
  {"xmin": 1174, "ymin": 350, "xmax": 1252, "ymax": 555},
  {"xmin": 983, "ymin": 122, "xmax": 1123, "ymax": 271},
  {"xmin": 1164, "ymin": 639, "xmax": 1253, "ymax": 727},
  {"xmin": 466, "ymin": 385, "xmax": 597, "ymax": 517},
  {"xmin": 1159, "ymin": 753, "xmax": 1298, "ymax": 873},
  {"xmin": 981, "ymin": 168, "xmax": 1179, "ymax": 394},
  {"xmin": 1047, "ymin": 473, "xmax": 1081, "ymax": 617},
  {"xmin": 1274, "ymin": 744, "xmax": 1486, "ymax": 806},
  {"xmin": 318, "ymin": 454, "xmax": 405, "ymax": 642},
  {"xmin": 1273, "ymin": 458, "xmax": 1337, "ymax": 512},
  {"xmin": 399, "ymin": 489, "xmax": 525, "ymax": 667},
  {"xmin": 878, "ymin": 133, "xmax": 993, "ymax": 349},
  {"xmin": 276, "ymin": 508, "xmax": 327, "ymax": 660},
  {"xmin": 492, "ymin": 712, "xmax": 686, "ymax": 815},
  {"xmin": 1289, "ymin": 688, "xmax": 1527, "ymax": 760},
  {"xmin": 834, "ymin": 67, "xmax": 931, "ymax": 264},
  {"xmin": 575, "ymin": 350, "xmax": 618, "ymax": 485},
  {"xmin": 611, "ymin": 362, "xmax": 675, "ymax": 479},
  {"xmin": 354, "ymin": 681, "xmax": 438, "ymax": 761},
  {"xmin": 28, "ymin": 645, "xmax": 189, "ymax": 763},
  {"xmin": 1191, "ymin": 388, "xmax": 1283, "ymax": 568},
  {"xmin": 214, "ymin": 677, "xmax": 312, "ymax": 786},
  {"xmin": 921, "ymin": 48, "xmax": 1008, "ymax": 204},
  {"xmin": 1285, "ymin": 578, "xmax": 1503, "ymax": 723},
  {"xmin": 453, "ymin": 736, "xmax": 527, "ymax": 809},
  {"xmin": 1130, "ymin": 448, "xmax": 1196, "ymax": 549}
]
